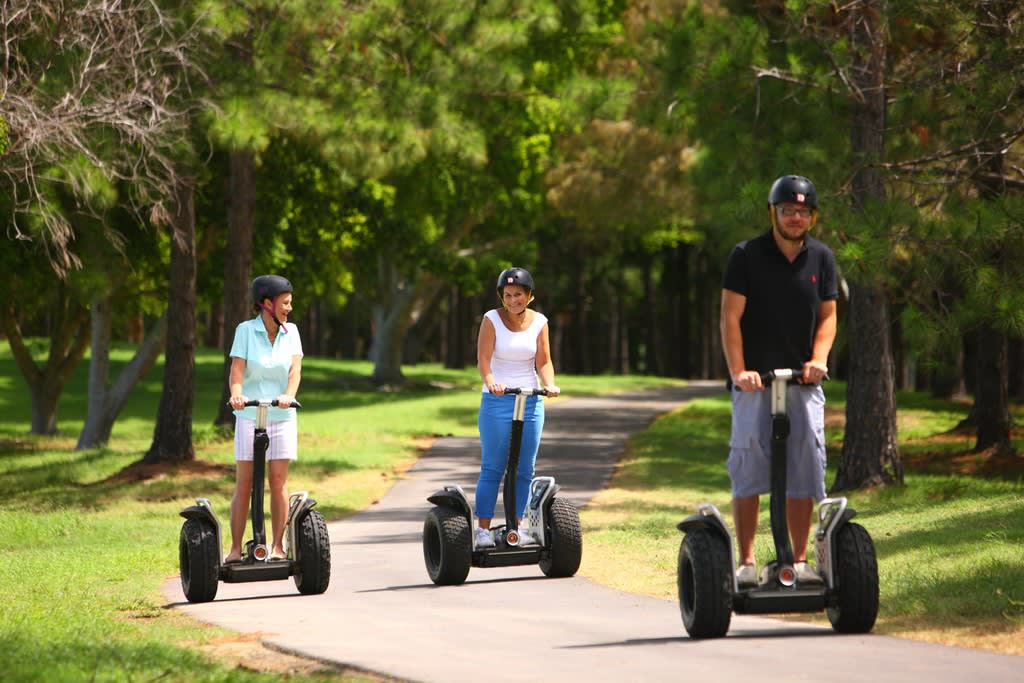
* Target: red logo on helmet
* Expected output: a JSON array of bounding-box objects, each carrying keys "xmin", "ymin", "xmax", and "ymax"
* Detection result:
[
  {"xmin": 796, "ymin": 193, "xmax": 806, "ymax": 203},
  {"xmin": 811, "ymin": 275, "xmax": 817, "ymax": 283},
  {"xmin": 507, "ymin": 277, "xmax": 514, "ymax": 283}
]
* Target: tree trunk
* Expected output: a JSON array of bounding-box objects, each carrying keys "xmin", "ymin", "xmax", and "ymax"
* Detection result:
[
  {"xmin": 77, "ymin": 295, "xmax": 168, "ymax": 449},
  {"xmin": 2, "ymin": 283, "xmax": 89, "ymax": 435},
  {"xmin": 443, "ymin": 284, "xmax": 466, "ymax": 369},
  {"xmin": 370, "ymin": 258, "xmax": 444, "ymax": 384},
  {"xmin": 833, "ymin": 283, "xmax": 903, "ymax": 490},
  {"xmin": 642, "ymin": 255, "xmax": 659, "ymax": 375},
  {"xmin": 215, "ymin": 150, "xmax": 257, "ymax": 427},
  {"xmin": 663, "ymin": 242, "xmax": 692, "ymax": 378},
  {"xmin": 974, "ymin": 326, "xmax": 1013, "ymax": 454},
  {"xmin": 834, "ymin": 0, "xmax": 903, "ymax": 490},
  {"xmin": 144, "ymin": 175, "xmax": 197, "ymax": 463},
  {"xmin": 1009, "ymin": 337, "xmax": 1024, "ymax": 400}
]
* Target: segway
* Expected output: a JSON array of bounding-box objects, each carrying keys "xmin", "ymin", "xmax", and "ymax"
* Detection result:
[
  {"xmin": 178, "ymin": 399, "xmax": 331, "ymax": 602},
  {"xmin": 676, "ymin": 368, "xmax": 879, "ymax": 638},
  {"xmin": 422, "ymin": 388, "xmax": 583, "ymax": 585}
]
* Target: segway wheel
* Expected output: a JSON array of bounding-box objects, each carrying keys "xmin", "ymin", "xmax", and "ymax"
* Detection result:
[
  {"xmin": 827, "ymin": 522, "xmax": 879, "ymax": 633},
  {"xmin": 423, "ymin": 506, "xmax": 471, "ymax": 585},
  {"xmin": 539, "ymin": 497, "xmax": 582, "ymax": 578},
  {"xmin": 293, "ymin": 510, "xmax": 331, "ymax": 595},
  {"xmin": 678, "ymin": 528, "xmax": 732, "ymax": 638},
  {"xmin": 179, "ymin": 518, "xmax": 219, "ymax": 603}
]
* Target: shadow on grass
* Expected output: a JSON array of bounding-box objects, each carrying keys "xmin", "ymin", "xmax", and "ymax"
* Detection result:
[{"xmin": 0, "ymin": 631, "xmax": 223, "ymax": 681}]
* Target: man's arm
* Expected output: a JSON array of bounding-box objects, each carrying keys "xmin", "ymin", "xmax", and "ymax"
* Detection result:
[
  {"xmin": 721, "ymin": 289, "xmax": 761, "ymax": 390},
  {"xmin": 804, "ymin": 299, "xmax": 837, "ymax": 380}
]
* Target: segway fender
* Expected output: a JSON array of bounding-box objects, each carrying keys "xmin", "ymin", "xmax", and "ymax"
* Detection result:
[
  {"xmin": 289, "ymin": 496, "xmax": 318, "ymax": 525},
  {"xmin": 180, "ymin": 505, "xmax": 217, "ymax": 523},
  {"xmin": 426, "ymin": 486, "xmax": 473, "ymax": 518},
  {"xmin": 677, "ymin": 503, "xmax": 730, "ymax": 541},
  {"xmin": 179, "ymin": 498, "xmax": 222, "ymax": 568},
  {"xmin": 814, "ymin": 497, "xmax": 858, "ymax": 588}
]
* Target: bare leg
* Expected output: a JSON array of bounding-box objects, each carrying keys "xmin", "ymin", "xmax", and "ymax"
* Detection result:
[
  {"xmin": 786, "ymin": 497, "xmax": 815, "ymax": 563},
  {"xmin": 732, "ymin": 495, "xmax": 760, "ymax": 565},
  {"xmin": 268, "ymin": 459, "xmax": 291, "ymax": 557},
  {"xmin": 478, "ymin": 518, "xmax": 491, "ymax": 530},
  {"xmin": 226, "ymin": 461, "xmax": 254, "ymax": 561}
]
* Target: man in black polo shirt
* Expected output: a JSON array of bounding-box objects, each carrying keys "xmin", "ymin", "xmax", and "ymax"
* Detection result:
[{"xmin": 720, "ymin": 174, "xmax": 838, "ymax": 588}]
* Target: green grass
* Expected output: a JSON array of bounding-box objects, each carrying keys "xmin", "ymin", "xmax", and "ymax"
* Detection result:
[
  {"xmin": 579, "ymin": 383, "xmax": 1024, "ymax": 654},
  {"xmin": 0, "ymin": 344, "xmax": 682, "ymax": 682}
]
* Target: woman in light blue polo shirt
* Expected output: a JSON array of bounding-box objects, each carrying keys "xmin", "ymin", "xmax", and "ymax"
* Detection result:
[{"xmin": 224, "ymin": 275, "xmax": 303, "ymax": 564}]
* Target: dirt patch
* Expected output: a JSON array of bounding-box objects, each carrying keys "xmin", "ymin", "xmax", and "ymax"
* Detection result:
[
  {"xmin": 825, "ymin": 407, "xmax": 1024, "ymax": 479},
  {"xmin": 902, "ymin": 442, "xmax": 1024, "ymax": 478},
  {"xmin": 194, "ymin": 633, "xmax": 377, "ymax": 678},
  {"xmin": 102, "ymin": 459, "xmax": 234, "ymax": 485}
]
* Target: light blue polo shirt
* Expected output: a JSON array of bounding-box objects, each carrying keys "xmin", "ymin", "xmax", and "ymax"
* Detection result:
[{"xmin": 230, "ymin": 317, "xmax": 303, "ymax": 422}]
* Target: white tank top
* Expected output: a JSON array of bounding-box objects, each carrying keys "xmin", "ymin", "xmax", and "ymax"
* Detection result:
[{"xmin": 482, "ymin": 308, "xmax": 548, "ymax": 392}]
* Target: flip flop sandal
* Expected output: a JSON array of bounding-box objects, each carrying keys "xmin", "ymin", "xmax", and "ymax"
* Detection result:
[{"xmin": 268, "ymin": 552, "xmax": 288, "ymax": 562}]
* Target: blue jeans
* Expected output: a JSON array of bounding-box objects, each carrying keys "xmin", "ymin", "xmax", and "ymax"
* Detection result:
[{"xmin": 474, "ymin": 392, "xmax": 545, "ymax": 520}]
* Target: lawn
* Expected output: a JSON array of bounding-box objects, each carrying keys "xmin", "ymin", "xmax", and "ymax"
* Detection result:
[
  {"xmin": 1, "ymin": 345, "xmax": 1021, "ymax": 682},
  {"xmin": 0, "ymin": 345, "xmax": 683, "ymax": 682}
]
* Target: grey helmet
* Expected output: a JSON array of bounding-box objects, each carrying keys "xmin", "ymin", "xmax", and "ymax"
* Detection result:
[
  {"xmin": 495, "ymin": 267, "xmax": 535, "ymax": 296},
  {"xmin": 251, "ymin": 274, "xmax": 293, "ymax": 305},
  {"xmin": 768, "ymin": 175, "xmax": 818, "ymax": 209}
]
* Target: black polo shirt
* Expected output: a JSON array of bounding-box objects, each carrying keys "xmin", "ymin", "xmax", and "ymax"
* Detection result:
[{"xmin": 722, "ymin": 230, "xmax": 838, "ymax": 373}]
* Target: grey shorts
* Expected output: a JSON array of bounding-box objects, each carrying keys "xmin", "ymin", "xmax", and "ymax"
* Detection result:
[{"xmin": 727, "ymin": 384, "xmax": 826, "ymax": 500}]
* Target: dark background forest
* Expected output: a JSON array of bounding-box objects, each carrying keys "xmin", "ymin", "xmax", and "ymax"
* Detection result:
[{"xmin": 2, "ymin": 1, "xmax": 1022, "ymax": 488}]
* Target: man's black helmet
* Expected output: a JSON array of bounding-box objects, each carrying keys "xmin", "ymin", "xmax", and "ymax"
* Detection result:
[
  {"xmin": 768, "ymin": 175, "xmax": 818, "ymax": 209},
  {"xmin": 496, "ymin": 267, "xmax": 534, "ymax": 295},
  {"xmin": 251, "ymin": 275, "xmax": 293, "ymax": 305}
]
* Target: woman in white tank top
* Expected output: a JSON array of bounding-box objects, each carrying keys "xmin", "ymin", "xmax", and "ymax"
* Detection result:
[{"xmin": 473, "ymin": 267, "xmax": 560, "ymax": 548}]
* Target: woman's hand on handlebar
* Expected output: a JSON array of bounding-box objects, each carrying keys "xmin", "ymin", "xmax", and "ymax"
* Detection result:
[
  {"xmin": 276, "ymin": 394, "xmax": 297, "ymax": 408},
  {"xmin": 229, "ymin": 394, "xmax": 248, "ymax": 410},
  {"xmin": 544, "ymin": 384, "xmax": 560, "ymax": 397}
]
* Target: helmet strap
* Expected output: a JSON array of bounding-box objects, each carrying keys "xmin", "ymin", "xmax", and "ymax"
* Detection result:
[{"xmin": 260, "ymin": 300, "xmax": 287, "ymax": 334}]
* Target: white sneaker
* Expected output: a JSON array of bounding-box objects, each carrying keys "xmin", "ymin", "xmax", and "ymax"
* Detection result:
[
  {"xmin": 794, "ymin": 561, "xmax": 824, "ymax": 585},
  {"xmin": 735, "ymin": 563, "xmax": 757, "ymax": 588},
  {"xmin": 474, "ymin": 527, "xmax": 495, "ymax": 549},
  {"xmin": 517, "ymin": 526, "xmax": 538, "ymax": 546}
]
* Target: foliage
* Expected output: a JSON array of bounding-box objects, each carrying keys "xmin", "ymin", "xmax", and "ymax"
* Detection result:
[{"xmin": 0, "ymin": 0, "xmax": 201, "ymax": 275}]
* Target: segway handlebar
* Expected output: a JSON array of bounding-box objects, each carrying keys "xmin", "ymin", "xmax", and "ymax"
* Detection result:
[
  {"xmin": 229, "ymin": 398, "xmax": 303, "ymax": 409},
  {"xmin": 504, "ymin": 388, "xmax": 549, "ymax": 397},
  {"xmin": 758, "ymin": 368, "xmax": 828, "ymax": 385}
]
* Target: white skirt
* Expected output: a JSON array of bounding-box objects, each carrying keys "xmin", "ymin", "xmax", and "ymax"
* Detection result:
[{"xmin": 233, "ymin": 416, "xmax": 298, "ymax": 461}]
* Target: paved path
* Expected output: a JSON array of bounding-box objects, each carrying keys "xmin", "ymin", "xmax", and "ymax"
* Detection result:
[{"xmin": 163, "ymin": 385, "xmax": 1021, "ymax": 682}]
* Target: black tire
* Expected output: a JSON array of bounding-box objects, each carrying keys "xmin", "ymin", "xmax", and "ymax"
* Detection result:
[
  {"xmin": 827, "ymin": 522, "xmax": 879, "ymax": 633},
  {"xmin": 539, "ymin": 497, "xmax": 582, "ymax": 578},
  {"xmin": 422, "ymin": 506, "xmax": 471, "ymax": 585},
  {"xmin": 179, "ymin": 518, "xmax": 219, "ymax": 603},
  {"xmin": 293, "ymin": 510, "xmax": 331, "ymax": 595},
  {"xmin": 678, "ymin": 528, "xmax": 732, "ymax": 638}
]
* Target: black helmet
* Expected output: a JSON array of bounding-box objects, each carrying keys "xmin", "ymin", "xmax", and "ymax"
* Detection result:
[
  {"xmin": 496, "ymin": 267, "xmax": 534, "ymax": 295},
  {"xmin": 768, "ymin": 175, "xmax": 818, "ymax": 209},
  {"xmin": 251, "ymin": 274, "xmax": 293, "ymax": 305}
]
